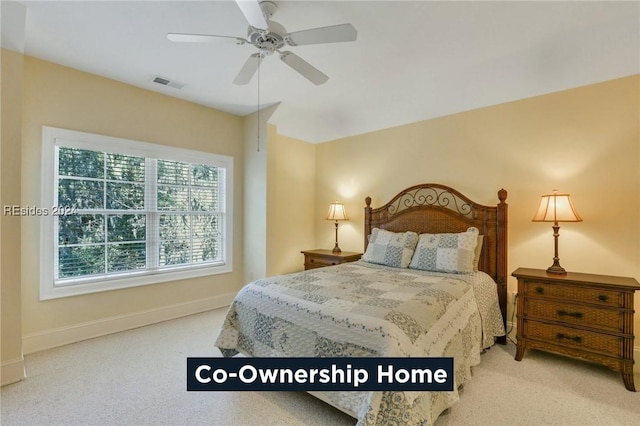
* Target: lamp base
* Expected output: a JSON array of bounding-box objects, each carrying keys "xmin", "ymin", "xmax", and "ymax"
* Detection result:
[
  {"xmin": 332, "ymin": 221, "xmax": 341, "ymax": 253},
  {"xmin": 546, "ymin": 264, "xmax": 567, "ymax": 274}
]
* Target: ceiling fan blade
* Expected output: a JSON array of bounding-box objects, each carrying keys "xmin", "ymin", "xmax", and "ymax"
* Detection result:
[
  {"xmin": 286, "ymin": 23, "xmax": 357, "ymax": 46},
  {"xmin": 167, "ymin": 33, "xmax": 246, "ymax": 44},
  {"xmin": 235, "ymin": 0, "xmax": 268, "ymax": 30},
  {"xmin": 234, "ymin": 53, "xmax": 263, "ymax": 85},
  {"xmin": 279, "ymin": 51, "xmax": 328, "ymax": 85}
]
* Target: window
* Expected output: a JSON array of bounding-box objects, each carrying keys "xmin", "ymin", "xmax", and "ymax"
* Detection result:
[{"xmin": 41, "ymin": 127, "xmax": 233, "ymax": 300}]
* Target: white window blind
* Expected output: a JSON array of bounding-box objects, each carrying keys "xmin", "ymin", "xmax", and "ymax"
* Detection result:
[{"xmin": 41, "ymin": 127, "xmax": 233, "ymax": 300}]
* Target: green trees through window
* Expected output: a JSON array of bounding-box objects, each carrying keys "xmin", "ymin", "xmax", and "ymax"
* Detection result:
[{"xmin": 56, "ymin": 147, "xmax": 224, "ymax": 282}]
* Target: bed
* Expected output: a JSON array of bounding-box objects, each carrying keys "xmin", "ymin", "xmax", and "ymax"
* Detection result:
[{"xmin": 215, "ymin": 183, "xmax": 508, "ymax": 425}]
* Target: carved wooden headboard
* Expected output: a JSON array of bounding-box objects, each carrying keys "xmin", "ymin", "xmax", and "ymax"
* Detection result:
[{"xmin": 364, "ymin": 183, "xmax": 508, "ymax": 342}]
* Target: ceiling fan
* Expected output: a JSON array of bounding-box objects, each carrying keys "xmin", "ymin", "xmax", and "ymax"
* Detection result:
[{"xmin": 167, "ymin": 0, "xmax": 357, "ymax": 85}]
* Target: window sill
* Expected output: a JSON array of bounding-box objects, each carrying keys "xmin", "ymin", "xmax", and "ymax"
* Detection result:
[{"xmin": 40, "ymin": 264, "xmax": 232, "ymax": 300}]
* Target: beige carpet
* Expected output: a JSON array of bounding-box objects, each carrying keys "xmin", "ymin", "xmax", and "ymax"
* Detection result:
[{"xmin": 1, "ymin": 308, "xmax": 638, "ymax": 425}]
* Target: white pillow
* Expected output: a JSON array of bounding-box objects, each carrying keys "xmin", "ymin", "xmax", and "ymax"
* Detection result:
[
  {"xmin": 362, "ymin": 228, "xmax": 419, "ymax": 268},
  {"xmin": 409, "ymin": 227, "xmax": 479, "ymax": 274}
]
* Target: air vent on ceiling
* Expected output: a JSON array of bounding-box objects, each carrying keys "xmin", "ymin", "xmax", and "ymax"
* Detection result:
[{"xmin": 151, "ymin": 75, "xmax": 185, "ymax": 90}]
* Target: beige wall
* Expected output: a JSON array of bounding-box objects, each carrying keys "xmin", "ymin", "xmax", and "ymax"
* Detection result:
[
  {"xmin": 266, "ymin": 128, "xmax": 316, "ymax": 276},
  {"xmin": 1, "ymin": 48, "xmax": 26, "ymax": 385},
  {"xmin": 244, "ymin": 118, "xmax": 316, "ymax": 279},
  {"xmin": 19, "ymin": 56, "xmax": 245, "ymax": 351},
  {"xmin": 314, "ymin": 75, "xmax": 640, "ymax": 339},
  {"xmin": 243, "ymin": 109, "xmax": 269, "ymax": 283}
]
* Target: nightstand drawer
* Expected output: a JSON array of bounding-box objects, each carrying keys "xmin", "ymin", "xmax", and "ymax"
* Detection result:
[
  {"xmin": 306, "ymin": 257, "xmax": 339, "ymax": 268},
  {"xmin": 301, "ymin": 250, "xmax": 363, "ymax": 271},
  {"xmin": 525, "ymin": 321, "xmax": 623, "ymax": 357},
  {"xmin": 525, "ymin": 299, "xmax": 624, "ymax": 332},
  {"xmin": 523, "ymin": 281, "xmax": 622, "ymax": 307}
]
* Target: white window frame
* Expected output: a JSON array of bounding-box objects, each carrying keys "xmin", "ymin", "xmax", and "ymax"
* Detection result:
[{"xmin": 40, "ymin": 126, "xmax": 233, "ymax": 300}]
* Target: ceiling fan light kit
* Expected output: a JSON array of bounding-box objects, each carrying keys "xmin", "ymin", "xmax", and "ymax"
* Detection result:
[{"xmin": 167, "ymin": 0, "xmax": 357, "ymax": 85}]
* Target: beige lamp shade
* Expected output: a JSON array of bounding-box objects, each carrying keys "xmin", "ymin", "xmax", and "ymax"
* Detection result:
[
  {"xmin": 326, "ymin": 202, "xmax": 349, "ymax": 221},
  {"xmin": 532, "ymin": 190, "xmax": 582, "ymax": 274},
  {"xmin": 532, "ymin": 191, "xmax": 582, "ymax": 223}
]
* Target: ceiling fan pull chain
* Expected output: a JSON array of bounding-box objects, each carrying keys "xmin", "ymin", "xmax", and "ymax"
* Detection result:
[{"xmin": 257, "ymin": 56, "xmax": 260, "ymax": 153}]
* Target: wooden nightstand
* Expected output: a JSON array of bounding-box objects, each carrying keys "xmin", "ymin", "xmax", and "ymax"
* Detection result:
[
  {"xmin": 512, "ymin": 267, "xmax": 640, "ymax": 391},
  {"xmin": 301, "ymin": 249, "xmax": 362, "ymax": 271}
]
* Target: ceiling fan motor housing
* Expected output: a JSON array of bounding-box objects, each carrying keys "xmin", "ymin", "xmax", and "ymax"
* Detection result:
[{"xmin": 247, "ymin": 20, "xmax": 287, "ymax": 54}]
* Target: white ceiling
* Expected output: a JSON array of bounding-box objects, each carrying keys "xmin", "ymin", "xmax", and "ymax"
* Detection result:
[{"xmin": 3, "ymin": 1, "xmax": 639, "ymax": 143}]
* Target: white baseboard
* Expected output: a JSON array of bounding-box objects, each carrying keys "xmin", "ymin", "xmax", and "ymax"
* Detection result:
[
  {"xmin": 1, "ymin": 356, "xmax": 26, "ymax": 386},
  {"xmin": 23, "ymin": 292, "xmax": 236, "ymax": 355},
  {"xmin": 506, "ymin": 321, "xmax": 640, "ymax": 372}
]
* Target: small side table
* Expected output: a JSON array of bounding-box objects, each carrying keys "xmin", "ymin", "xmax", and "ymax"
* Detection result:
[{"xmin": 301, "ymin": 249, "xmax": 362, "ymax": 271}]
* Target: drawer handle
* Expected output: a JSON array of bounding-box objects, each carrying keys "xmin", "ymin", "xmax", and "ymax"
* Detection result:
[
  {"xmin": 556, "ymin": 310, "xmax": 583, "ymax": 319},
  {"xmin": 535, "ymin": 287, "xmax": 544, "ymax": 294},
  {"xmin": 556, "ymin": 333, "xmax": 582, "ymax": 344},
  {"xmin": 597, "ymin": 294, "xmax": 609, "ymax": 302}
]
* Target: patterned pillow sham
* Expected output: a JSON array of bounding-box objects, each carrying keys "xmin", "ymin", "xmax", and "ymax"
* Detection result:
[
  {"xmin": 362, "ymin": 228, "xmax": 419, "ymax": 268},
  {"xmin": 409, "ymin": 227, "xmax": 479, "ymax": 274}
]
